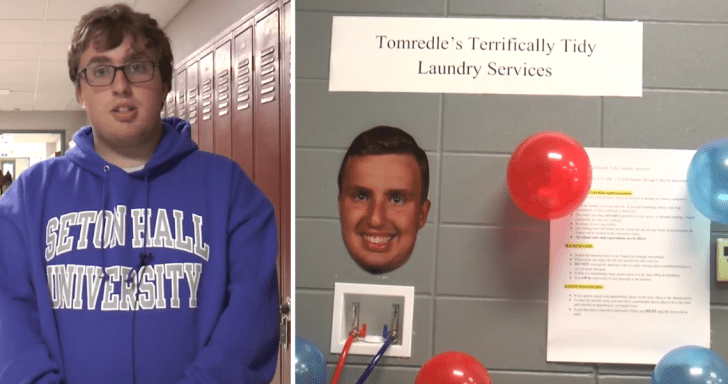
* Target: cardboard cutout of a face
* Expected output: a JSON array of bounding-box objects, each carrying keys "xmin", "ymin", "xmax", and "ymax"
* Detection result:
[{"xmin": 338, "ymin": 153, "xmax": 431, "ymax": 274}]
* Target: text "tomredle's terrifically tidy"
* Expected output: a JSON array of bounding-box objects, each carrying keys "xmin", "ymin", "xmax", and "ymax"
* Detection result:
[{"xmin": 376, "ymin": 35, "xmax": 597, "ymax": 79}]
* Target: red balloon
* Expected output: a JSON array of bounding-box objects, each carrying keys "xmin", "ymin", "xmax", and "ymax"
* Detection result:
[
  {"xmin": 415, "ymin": 351, "xmax": 492, "ymax": 384},
  {"xmin": 507, "ymin": 131, "xmax": 591, "ymax": 220}
]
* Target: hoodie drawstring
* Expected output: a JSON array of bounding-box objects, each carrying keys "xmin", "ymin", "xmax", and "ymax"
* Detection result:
[
  {"xmin": 103, "ymin": 166, "xmax": 152, "ymax": 384},
  {"xmin": 100, "ymin": 165, "xmax": 110, "ymax": 282},
  {"xmin": 126, "ymin": 175, "xmax": 153, "ymax": 284},
  {"xmin": 128, "ymin": 174, "xmax": 151, "ymax": 384}
]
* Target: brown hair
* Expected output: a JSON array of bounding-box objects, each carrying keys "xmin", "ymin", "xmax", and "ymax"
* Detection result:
[
  {"xmin": 68, "ymin": 3, "xmax": 173, "ymax": 90},
  {"xmin": 338, "ymin": 126, "xmax": 430, "ymax": 202}
]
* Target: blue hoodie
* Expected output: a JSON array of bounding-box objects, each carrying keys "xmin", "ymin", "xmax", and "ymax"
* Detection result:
[{"xmin": 0, "ymin": 117, "xmax": 279, "ymax": 383}]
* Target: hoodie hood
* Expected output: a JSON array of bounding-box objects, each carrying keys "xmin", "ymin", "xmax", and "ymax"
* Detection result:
[{"xmin": 65, "ymin": 116, "xmax": 198, "ymax": 178}]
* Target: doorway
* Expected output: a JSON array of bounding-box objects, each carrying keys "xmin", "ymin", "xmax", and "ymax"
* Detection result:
[{"xmin": 0, "ymin": 131, "xmax": 65, "ymax": 196}]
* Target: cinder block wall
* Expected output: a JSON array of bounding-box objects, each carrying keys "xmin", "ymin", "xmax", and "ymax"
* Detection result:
[{"xmin": 295, "ymin": 1, "xmax": 728, "ymax": 383}]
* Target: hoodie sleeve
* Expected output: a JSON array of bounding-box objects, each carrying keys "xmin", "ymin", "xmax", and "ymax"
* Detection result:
[
  {"xmin": 0, "ymin": 201, "xmax": 63, "ymax": 383},
  {"xmin": 178, "ymin": 167, "xmax": 280, "ymax": 384}
]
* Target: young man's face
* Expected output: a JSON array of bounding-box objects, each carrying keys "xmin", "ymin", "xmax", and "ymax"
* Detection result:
[
  {"xmin": 75, "ymin": 34, "xmax": 167, "ymax": 154},
  {"xmin": 338, "ymin": 154, "xmax": 431, "ymax": 274}
]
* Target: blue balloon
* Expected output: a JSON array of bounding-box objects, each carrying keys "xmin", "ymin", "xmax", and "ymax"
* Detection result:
[
  {"xmin": 688, "ymin": 138, "xmax": 728, "ymax": 223},
  {"xmin": 295, "ymin": 337, "xmax": 327, "ymax": 384},
  {"xmin": 652, "ymin": 345, "xmax": 728, "ymax": 384}
]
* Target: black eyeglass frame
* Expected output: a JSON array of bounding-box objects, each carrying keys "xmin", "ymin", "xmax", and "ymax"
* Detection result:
[{"xmin": 78, "ymin": 61, "xmax": 158, "ymax": 87}]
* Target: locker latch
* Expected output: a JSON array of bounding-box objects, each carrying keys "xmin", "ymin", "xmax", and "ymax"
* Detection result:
[{"xmin": 280, "ymin": 296, "xmax": 291, "ymax": 350}]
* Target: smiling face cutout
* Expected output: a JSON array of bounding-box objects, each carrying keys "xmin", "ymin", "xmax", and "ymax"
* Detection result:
[{"xmin": 338, "ymin": 154, "xmax": 431, "ymax": 274}]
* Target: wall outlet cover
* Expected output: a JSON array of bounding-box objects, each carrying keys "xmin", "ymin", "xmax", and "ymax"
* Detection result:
[
  {"xmin": 330, "ymin": 282, "xmax": 414, "ymax": 357},
  {"xmin": 717, "ymin": 238, "xmax": 728, "ymax": 282}
]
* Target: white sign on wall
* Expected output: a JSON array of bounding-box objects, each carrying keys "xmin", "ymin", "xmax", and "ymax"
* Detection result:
[{"xmin": 329, "ymin": 16, "xmax": 643, "ymax": 97}]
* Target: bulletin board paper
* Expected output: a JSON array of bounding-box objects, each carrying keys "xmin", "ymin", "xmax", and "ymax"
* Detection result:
[
  {"xmin": 329, "ymin": 16, "xmax": 642, "ymax": 96},
  {"xmin": 547, "ymin": 148, "xmax": 710, "ymax": 364}
]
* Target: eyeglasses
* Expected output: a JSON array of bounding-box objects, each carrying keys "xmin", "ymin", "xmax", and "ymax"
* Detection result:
[{"xmin": 79, "ymin": 61, "xmax": 157, "ymax": 87}]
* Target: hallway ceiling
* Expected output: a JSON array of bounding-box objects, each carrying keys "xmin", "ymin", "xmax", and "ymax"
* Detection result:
[{"xmin": 0, "ymin": 0, "xmax": 190, "ymax": 112}]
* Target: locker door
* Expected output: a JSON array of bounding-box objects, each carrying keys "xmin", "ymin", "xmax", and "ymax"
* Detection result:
[
  {"xmin": 254, "ymin": 8, "xmax": 281, "ymax": 229},
  {"xmin": 166, "ymin": 74, "xmax": 176, "ymax": 118},
  {"xmin": 175, "ymin": 68, "xmax": 187, "ymax": 121},
  {"xmin": 214, "ymin": 38, "xmax": 232, "ymax": 158},
  {"xmin": 198, "ymin": 51, "xmax": 215, "ymax": 153},
  {"xmin": 187, "ymin": 61, "xmax": 199, "ymax": 144},
  {"xmin": 232, "ymin": 24, "xmax": 254, "ymax": 178},
  {"xmin": 279, "ymin": 2, "xmax": 291, "ymax": 383}
]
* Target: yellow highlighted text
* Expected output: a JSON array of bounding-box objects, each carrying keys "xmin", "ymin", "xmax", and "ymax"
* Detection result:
[
  {"xmin": 589, "ymin": 190, "xmax": 633, "ymax": 196},
  {"xmin": 565, "ymin": 243, "xmax": 594, "ymax": 248},
  {"xmin": 565, "ymin": 284, "xmax": 604, "ymax": 289}
]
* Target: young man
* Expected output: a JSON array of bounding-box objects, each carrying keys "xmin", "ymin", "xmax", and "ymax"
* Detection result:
[
  {"xmin": 337, "ymin": 126, "xmax": 431, "ymax": 274},
  {"xmin": 0, "ymin": 4, "xmax": 279, "ymax": 383}
]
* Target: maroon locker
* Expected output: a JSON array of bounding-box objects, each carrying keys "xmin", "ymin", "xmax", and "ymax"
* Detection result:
[
  {"xmin": 254, "ymin": 8, "xmax": 281, "ymax": 237},
  {"xmin": 280, "ymin": 1, "xmax": 291, "ymax": 288},
  {"xmin": 214, "ymin": 38, "xmax": 233, "ymax": 159},
  {"xmin": 166, "ymin": 74, "xmax": 176, "ymax": 118},
  {"xmin": 187, "ymin": 61, "xmax": 199, "ymax": 144},
  {"xmin": 198, "ymin": 51, "xmax": 215, "ymax": 153},
  {"xmin": 232, "ymin": 24, "xmax": 254, "ymax": 178},
  {"xmin": 175, "ymin": 69, "xmax": 187, "ymax": 121},
  {"xmin": 169, "ymin": 4, "xmax": 290, "ymax": 383},
  {"xmin": 279, "ymin": 2, "xmax": 291, "ymax": 383}
]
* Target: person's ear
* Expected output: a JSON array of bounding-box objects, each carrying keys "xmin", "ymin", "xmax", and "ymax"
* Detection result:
[
  {"xmin": 418, "ymin": 199, "xmax": 431, "ymax": 229},
  {"xmin": 337, "ymin": 193, "xmax": 344, "ymax": 217}
]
